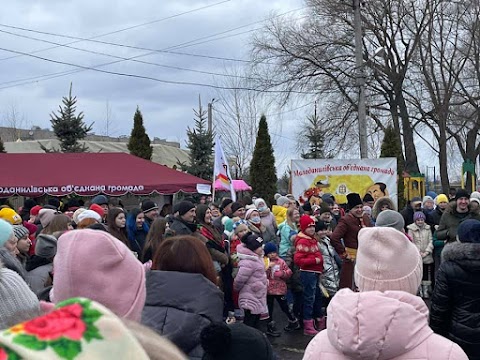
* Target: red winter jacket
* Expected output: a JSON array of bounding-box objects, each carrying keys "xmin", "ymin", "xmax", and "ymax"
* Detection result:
[
  {"xmin": 293, "ymin": 232, "xmax": 323, "ymax": 273},
  {"xmin": 266, "ymin": 257, "xmax": 292, "ymax": 295}
]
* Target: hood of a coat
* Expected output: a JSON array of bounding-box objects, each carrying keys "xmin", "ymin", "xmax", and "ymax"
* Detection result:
[
  {"xmin": 327, "ymin": 289, "xmax": 433, "ymax": 360},
  {"xmin": 294, "ymin": 231, "xmax": 315, "ymax": 245},
  {"xmin": 444, "ymin": 201, "xmax": 480, "ymax": 216},
  {"xmin": 237, "ymin": 243, "xmax": 261, "ymax": 261},
  {"xmin": 372, "ymin": 196, "xmax": 396, "ymax": 220},
  {"xmin": 442, "ymin": 241, "xmax": 480, "ymax": 272},
  {"xmin": 272, "ymin": 205, "xmax": 287, "ymax": 217}
]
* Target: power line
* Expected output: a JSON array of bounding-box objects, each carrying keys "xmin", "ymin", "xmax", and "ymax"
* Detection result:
[
  {"xmin": 0, "ymin": 9, "xmax": 308, "ymax": 91},
  {"xmin": 0, "ymin": 0, "xmax": 233, "ymax": 62},
  {"xmin": 0, "ymin": 27, "xmax": 261, "ymax": 90},
  {"xmin": 0, "ymin": 28, "xmax": 254, "ymax": 80},
  {"xmin": 0, "ymin": 45, "xmax": 314, "ymax": 94},
  {"xmin": 0, "ymin": 6, "xmax": 305, "ymax": 64},
  {"xmin": 214, "ymin": 102, "xmax": 314, "ymax": 119}
]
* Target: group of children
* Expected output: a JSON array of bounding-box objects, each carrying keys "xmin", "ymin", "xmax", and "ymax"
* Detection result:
[{"xmin": 230, "ymin": 211, "xmax": 341, "ymax": 337}]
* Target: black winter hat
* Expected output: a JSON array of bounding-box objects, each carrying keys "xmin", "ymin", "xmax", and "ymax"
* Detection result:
[
  {"xmin": 141, "ymin": 200, "xmax": 158, "ymax": 213},
  {"xmin": 47, "ymin": 198, "xmax": 61, "ymax": 209},
  {"xmin": 302, "ymin": 201, "xmax": 312, "ymax": 212},
  {"xmin": 315, "ymin": 220, "xmax": 328, "ymax": 232},
  {"xmin": 230, "ymin": 202, "xmax": 244, "ymax": 214},
  {"xmin": 177, "ymin": 201, "xmax": 195, "ymax": 216},
  {"xmin": 455, "ymin": 189, "xmax": 470, "ymax": 201},
  {"xmin": 347, "ymin": 193, "xmax": 362, "ymax": 209},
  {"xmin": 23, "ymin": 199, "xmax": 37, "ymax": 211},
  {"xmin": 363, "ymin": 193, "xmax": 374, "ymax": 203},
  {"xmin": 201, "ymin": 322, "xmax": 274, "ymax": 360},
  {"xmin": 241, "ymin": 232, "xmax": 263, "ymax": 252},
  {"xmin": 219, "ymin": 199, "xmax": 233, "ymax": 212}
]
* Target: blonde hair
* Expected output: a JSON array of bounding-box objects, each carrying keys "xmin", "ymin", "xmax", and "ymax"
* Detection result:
[{"xmin": 122, "ymin": 319, "xmax": 186, "ymax": 360}]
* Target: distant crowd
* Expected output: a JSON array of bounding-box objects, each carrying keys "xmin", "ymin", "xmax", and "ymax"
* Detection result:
[{"xmin": 0, "ymin": 187, "xmax": 477, "ymax": 359}]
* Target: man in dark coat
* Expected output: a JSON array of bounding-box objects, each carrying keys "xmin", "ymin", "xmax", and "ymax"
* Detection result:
[
  {"xmin": 330, "ymin": 193, "xmax": 372, "ymax": 290},
  {"xmin": 435, "ymin": 189, "xmax": 480, "ymax": 244},
  {"xmin": 400, "ymin": 197, "xmax": 422, "ymax": 230},
  {"xmin": 169, "ymin": 201, "xmax": 197, "ymax": 236},
  {"xmin": 430, "ymin": 219, "xmax": 480, "ymax": 360}
]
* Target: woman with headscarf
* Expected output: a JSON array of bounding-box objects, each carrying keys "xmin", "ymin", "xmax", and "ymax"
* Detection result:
[
  {"xmin": 253, "ymin": 198, "xmax": 278, "ymax": 244},
  {"xmin": 245, "ymin": 209, "xmax": 265, "ymax": 238}
]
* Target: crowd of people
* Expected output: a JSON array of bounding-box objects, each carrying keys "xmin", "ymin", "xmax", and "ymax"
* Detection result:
[{"xmin": 0, "ymin": 187, "xmax": 477, "ymax": 359}]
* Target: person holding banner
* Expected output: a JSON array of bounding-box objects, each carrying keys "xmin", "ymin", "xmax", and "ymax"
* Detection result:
[{"xmin": 329, "ymin": 193, "xmax": 372, "ymax": 290}]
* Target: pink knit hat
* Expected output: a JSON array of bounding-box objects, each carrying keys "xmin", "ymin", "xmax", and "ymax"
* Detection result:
[
  {"xmin": 355, "ymin": 227, "xmax": 422, "ymax": 295},
  {"xmin": 51, "ymin": 229, "xmax": 146, "ymax": 321}
]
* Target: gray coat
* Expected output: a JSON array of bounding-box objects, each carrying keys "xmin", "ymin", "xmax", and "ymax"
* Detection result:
[
  {"xmin": 26, "ymin": 263, "xmax": 53, "ymax": 296},
  {"xmin": 142, "ymin": 270, "xmax": 223, "ymax": 360}
]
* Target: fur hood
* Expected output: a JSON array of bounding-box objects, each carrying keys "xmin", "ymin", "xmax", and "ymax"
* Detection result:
[
  {"xmin": 442, "ymin": 241, "xmax": 480, "ymax": 271},
  {"xmin": 444, "ymin": 201, "xmax": 480, "ymax": 216},
  {"xmin": 372, "ymin": 196, "xmax": 396, "ymax": 220}
]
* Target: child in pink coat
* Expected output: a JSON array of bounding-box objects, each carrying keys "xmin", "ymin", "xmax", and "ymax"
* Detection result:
[
  {"xmin": 264, "ymin": 243, "xmax": 300, "ymax": 336},
  {"xmin": 233, "ymin": 232, "xmax": 267, "ymax": 329}
]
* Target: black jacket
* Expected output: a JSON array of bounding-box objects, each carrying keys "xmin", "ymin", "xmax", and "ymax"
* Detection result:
[
  {"xmin": 142, "ymin": 271, "xmax": 223, "ymax": 359},
  {"xmin": 428, "ymin": 206, "xmax": 444, "ymax": 228},
  {"xmin": 400, "ymin": 205, "xmax": 415, "ymax": 230},
  {"xmin": 169, "ymin": 216, "xmax": 197, "ymax": 236},
  {"xmin": 430, "ymin": 242, "xmax": 480, "ymax": 360}
]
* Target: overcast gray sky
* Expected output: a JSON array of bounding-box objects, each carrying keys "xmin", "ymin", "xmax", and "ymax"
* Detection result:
[
  {"xmin": 0, "ymin": 0, "xmax": 309, "ymax": 172},
  {"xmin": 0, "ymin": 0, "xmax": 445, "ymax": 181}
]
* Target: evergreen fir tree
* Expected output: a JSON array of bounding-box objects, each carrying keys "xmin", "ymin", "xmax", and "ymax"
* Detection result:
[
  {"xmin": 380, "ymin": 125, "xmax": 406, "ymax": 208},
  {"xmin": 178, "ymin": 97, "xmax": 214, "ymax": 180},
  {"xmin": 47, "ymin": 83, "xmax": 92, "ymax": 153},
  {"xmin": 0, "ymin": 137, "xmax": 5, "ymax": 153},
  {"xmin": 250, "ymin": 115, "xmax": 277, "ymax": 206},
  {"xmin": 127, "ymin": 107, "xmax": 153, "ymax": 160},
  {"xmin": 301, "ymin": 103, "xmax": 325, "ymax": 159}
]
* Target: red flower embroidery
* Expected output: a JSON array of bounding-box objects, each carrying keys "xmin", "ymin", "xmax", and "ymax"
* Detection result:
[
  {"xmin": 0, "ymin": 348, "xmax": 8, "ymax": 360},
  {"xmin": 23, "ymin": 304, "xmax": 86, "ymax": 341}
]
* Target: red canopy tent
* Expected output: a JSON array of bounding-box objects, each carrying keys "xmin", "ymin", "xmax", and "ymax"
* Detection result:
[{"xmin": 0, "ymin": 152, "xmax": 210, "ymax": 197}]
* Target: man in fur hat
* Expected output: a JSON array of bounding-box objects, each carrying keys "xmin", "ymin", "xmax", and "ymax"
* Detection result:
[{"xmin": 330, "ymin": 193, "xmax": 372, "ymax": 290}]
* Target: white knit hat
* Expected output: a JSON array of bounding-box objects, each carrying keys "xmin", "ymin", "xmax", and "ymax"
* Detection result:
[
  {"xmin": 0, "ymin": 263, "xmax": 40, "ymax": 329},
  {"xmin": 355, "ymin": 227, "xmax": 422, "ymax": 295},
  {"xmin": 77, "ymin": 209, "xmax": 102, "ymax": 223}
]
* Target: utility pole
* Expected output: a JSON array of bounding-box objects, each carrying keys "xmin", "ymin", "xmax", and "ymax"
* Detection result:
[
  {"xmin": 354, "ymin": 0, "xmax": 368, "ymax": 158},
  {"xmin": 207, "ymin": 102, "xmax": 213, "ymax": 133}
]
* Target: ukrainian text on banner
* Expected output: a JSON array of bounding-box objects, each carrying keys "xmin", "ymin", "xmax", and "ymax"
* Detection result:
[{"xmin": 291, "ymin": 158, "xmax": 397, "ymax": 206}]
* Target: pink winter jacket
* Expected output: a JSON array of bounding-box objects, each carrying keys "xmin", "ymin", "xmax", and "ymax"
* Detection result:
[
  {"xmin": 303, "ymin": 289, "xmax": 468, "ymax": 360},
  {"xmin": 233, "ymin": 244, "xmax": 268, "ymax": 315},
  {"xmin": 266, "ymin": 257, "xmax": 292, "ymax": 296}
]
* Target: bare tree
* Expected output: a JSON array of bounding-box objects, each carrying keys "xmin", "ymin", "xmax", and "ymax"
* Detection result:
[
  {"xmin": 4, "ymin": 104, "xmax": 28, "ymax": 141},
  {"xmin": 213, "ymin": 66, "xmax": 274, "ymax": 178},
  {"xmin": 102, "ymin": 100, "xmax": 117, "ymax": 137},
  {"xmin": 251, "ymin": 0, "xmax": 445, "ymax": 173}
]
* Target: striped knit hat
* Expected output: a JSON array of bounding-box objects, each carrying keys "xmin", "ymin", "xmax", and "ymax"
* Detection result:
[{"xmin": 12, "ymin": 225, "xmax": 29, "ymax": 240}]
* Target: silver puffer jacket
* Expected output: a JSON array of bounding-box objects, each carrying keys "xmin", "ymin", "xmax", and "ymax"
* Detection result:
[{"xmin": 318, "ymin": 236, "xmax": 340, "ymax": 296}]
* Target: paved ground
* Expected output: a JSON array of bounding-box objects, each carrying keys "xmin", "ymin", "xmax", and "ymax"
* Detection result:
[{"xmin": 262, "ymin": 307, "xmax": 312, "ymax": 360}]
